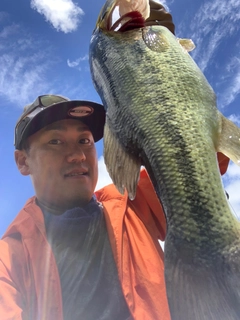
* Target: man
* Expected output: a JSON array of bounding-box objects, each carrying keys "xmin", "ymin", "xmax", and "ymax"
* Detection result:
[
  {"xmin": 0, "ymin": 93, "xmax": 229, "ymax": 320},
  {"xmin": 0, "ymin": 94, "xmax": 168, "ymax": 319},
  {"xmin": 0, "ymin": 4, "xmax": 230, "ymax": 320}
]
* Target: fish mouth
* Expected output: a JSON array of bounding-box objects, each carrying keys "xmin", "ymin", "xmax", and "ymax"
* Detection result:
[
  {"xmin": 110, "ymin": 11, "xmax": 145, "ymax": 32},
  {"xmin": 97, "ymin": 0, "xmax": 149, "ymax": 32}
]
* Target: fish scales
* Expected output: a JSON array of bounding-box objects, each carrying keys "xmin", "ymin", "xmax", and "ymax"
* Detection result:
[
  {"xmin": 91, "ymin": 27, "xmax": 238, "ymax": 249},
  {"xmin": 90, "ymin": 2, "xmax": 240, "ymax": 319}
]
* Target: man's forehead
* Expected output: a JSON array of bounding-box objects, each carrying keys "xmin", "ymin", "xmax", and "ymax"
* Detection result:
[{"xmin": 43, "ymin": 119, "xmax": 91, "ymax": 133}]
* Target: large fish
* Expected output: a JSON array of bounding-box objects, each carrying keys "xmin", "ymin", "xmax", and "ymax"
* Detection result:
[{"xmin": 89, "ymin": 0, "xmax": 240, "ymax": 319}]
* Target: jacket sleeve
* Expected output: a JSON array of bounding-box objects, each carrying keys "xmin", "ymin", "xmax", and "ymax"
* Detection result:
[
  {"xmin": 131, "ymin": 169, "xmax": 167, "ymax": 241},
  {"xmin": 0, "ymin": 238, "xmax": 25, "ymax": 320}
]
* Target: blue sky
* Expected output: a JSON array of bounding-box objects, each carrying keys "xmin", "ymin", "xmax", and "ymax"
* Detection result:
[{"xmin": 0, "ymin": 0, "xmax": 240, "ymax": 236}]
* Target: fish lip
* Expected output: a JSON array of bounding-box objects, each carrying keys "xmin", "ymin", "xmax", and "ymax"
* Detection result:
[
  {"xmin": 98, "ymin": 0, "xmax": 149, "ymax": 32},
  {"xmin": 111, "ymin": 11, "xmax": 145, "ymax": 32},
  {"xmin": 64, "ymin": 169, "xmax": 88, "ymax": 178}
]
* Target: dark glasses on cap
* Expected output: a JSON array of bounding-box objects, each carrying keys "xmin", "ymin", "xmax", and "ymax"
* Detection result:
[
  {"xmin": 14, "ymin": 95, "xmax": 69, "ymax": 148},
  {"xmin": 21, "ymin": 95, "xmax": 68, "ymax": 121}
]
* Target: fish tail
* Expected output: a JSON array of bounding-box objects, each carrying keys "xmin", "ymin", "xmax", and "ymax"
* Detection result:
[{"xmin": 165, "ymin": 253, "xmax": 240, "ymax": 320}]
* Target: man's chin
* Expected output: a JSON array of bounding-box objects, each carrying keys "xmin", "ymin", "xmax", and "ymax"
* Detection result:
[{"xmin": 60, "ymin": 194, "xmax": 93, "ymax": 210}]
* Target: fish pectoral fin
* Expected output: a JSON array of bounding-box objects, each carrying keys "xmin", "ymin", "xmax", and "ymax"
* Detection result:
[
  {"xmin": 103, "ymin": 121, "xmax": 141, "ymax": 200},
  {"xmin": 177, "ymin": 38, "xmax": 196, "ymax": 52},
  {"xmin": 217, "ymin": 112, "xmax": 240, "ymax": 166}
]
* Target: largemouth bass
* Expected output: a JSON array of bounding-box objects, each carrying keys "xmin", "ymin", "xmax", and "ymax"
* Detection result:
[{"xmin": 89, "ymin": 0, "xmax": 240, "ymax": 319}]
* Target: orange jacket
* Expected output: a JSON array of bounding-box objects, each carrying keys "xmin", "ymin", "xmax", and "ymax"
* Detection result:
[
  {"xmin": 0, "ymin": 155, "xmax": 229, "ymax": 320},
  {"xmin": 0, "ymin": 170, "xmax": 170, "ymax": 320},
  {"xmin": 217, "ymin": 152, "xmax": 229, "ymax": 175}
]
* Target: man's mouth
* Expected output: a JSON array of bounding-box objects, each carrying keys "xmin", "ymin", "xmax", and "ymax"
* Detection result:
[{"xmin": 64, "ymin": 170, "xmax": 88, "ymax": 178}]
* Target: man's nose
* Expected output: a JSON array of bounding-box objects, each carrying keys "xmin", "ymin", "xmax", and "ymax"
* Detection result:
[{"xmin": 66, "ymin": 145, "xmax": 86, "ymax": 163}]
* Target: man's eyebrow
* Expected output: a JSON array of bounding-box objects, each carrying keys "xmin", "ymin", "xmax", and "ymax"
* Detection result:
[
  {"xmin": 43, "ymin": 123, "xmax": 90, "ymax": 132},
  {"xmin": 43, "ymin": 123, "xmax": 66, "ymax": 131}
]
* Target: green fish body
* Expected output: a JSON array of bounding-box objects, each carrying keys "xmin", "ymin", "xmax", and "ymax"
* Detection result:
[{"xmin": 90, "ymin": 2, "xmax": 240, "ymax": 319}]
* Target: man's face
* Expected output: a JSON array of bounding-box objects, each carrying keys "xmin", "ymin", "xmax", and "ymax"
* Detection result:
[{"xmin": 15, "ymin": 119, "xmax": 98, "ymax": 213}]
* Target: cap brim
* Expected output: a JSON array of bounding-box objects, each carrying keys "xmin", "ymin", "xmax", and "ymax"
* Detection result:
[{"xmin": 20, "ymin": 100, "xmax": 105, "ymax": 148}]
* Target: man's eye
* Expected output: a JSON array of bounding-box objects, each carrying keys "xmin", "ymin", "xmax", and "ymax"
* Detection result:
[
  {"xmin": 79, "ymin": 138, "xmax": 91, "ymax": 144},
  {"xmin": 49, "ymin": 139, "xmax": 62, "ymax": 145}
]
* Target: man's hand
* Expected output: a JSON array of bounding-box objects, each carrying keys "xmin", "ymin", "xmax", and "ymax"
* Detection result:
[{"xmin": 145, "ymin": 0, "xmax": 175, "ymax": 34}]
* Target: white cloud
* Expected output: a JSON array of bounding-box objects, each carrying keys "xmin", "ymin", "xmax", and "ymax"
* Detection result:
[
  {"xmin": 0, "ymin": 11, "xmax": 8, "ymax": 22},
  {"xmin": 30, "ymin": 0, "xmax": 84, "ymax": 33},
  {"xmin": 224, "ymin": 162, "xmax": 240, "ymax": 179},
  {"xmin": 0, "ymin": 16, "xmax": 91, "ymax": 107},
  {"xmin": 67, "ymin": 54, "xmax": 89, "ymax": 70},
  {"xmin": 228, "ymin": 114, "xmax": 240, "ymax": 126},
  {"xmin": 176, "ymin": 0, "xmax": 240, "ymax": 109},
  {"xmin": 152, "ymin": 0, "xmax": 172, "ymax": 12},
  {"xmin": 95, "ymin": 155, "xmax": 113, "ymax": 191},
  {"xmin": 0, "ymin": 21, "xmax": 19, "ymax": 51},
  {"xmin": 0, "ymin": 54, "xmax": 52, "ymax": 106},
  {"xmin": 219, "ymin": 56, "xmax": 240, "ymax": 108},
  {"xmin": 189, "ymin": 0, "xmax": 240, "ymax": 73},
  {"xmin": 0, "ymin": 23, "xmax": 19, "ymax": 38},
  {"xmin": 0, "ymin": 20, "xmax": 56, "ymax": 106}
]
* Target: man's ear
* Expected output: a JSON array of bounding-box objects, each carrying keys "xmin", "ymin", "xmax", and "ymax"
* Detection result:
[{"xmin": 14, "ymin": 150, "xmax": 30, "ymax": 176}]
